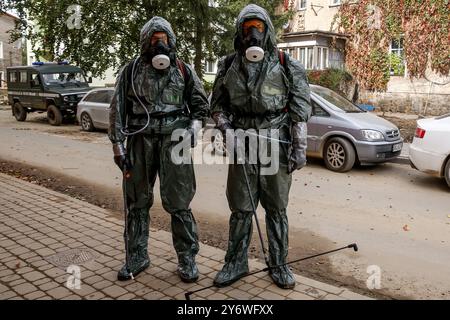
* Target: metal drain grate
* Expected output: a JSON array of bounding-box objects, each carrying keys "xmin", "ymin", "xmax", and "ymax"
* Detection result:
[{"xmin": 46, "ymin": 248, "xmax": 98, "ymax": 269}]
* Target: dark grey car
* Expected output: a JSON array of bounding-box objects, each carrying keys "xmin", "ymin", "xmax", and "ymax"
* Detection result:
[
  {"xmin": 307, "ymin": 85, "xmax": 403, "ymax": 172},
  {"xmin": 211, "ymin": 85, "xmax": 403, "ymax": 172}
]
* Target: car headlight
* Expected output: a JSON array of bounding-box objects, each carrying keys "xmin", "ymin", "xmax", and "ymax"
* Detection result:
[{"xmin": 361, "ymin": 130, "xmax": 384, "ymax": 141}]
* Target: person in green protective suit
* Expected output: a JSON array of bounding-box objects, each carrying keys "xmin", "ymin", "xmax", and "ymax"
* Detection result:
[
  {"xmin": 109, "ymin": 16, "xmax": 209, "ymax": 282},
  {"xmin": 211, "ymin": 4, "xmax": 312, "ymax": 289}
]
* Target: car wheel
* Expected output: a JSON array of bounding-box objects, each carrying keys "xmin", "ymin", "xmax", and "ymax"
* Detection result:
[
  {"xmin": 445, "ymin": 159, "xmax": 450, "ymax": 188},
  {"xmin": 212, "ymin": 131, "xmax": 227, "ymax": 157},
  {"xmin": 80, "ymin": 112, "xmax": 95, "ymax": 132},
  {"xmin": 12, "ymin": 102, "xmax": 27, "ymax": 122},
  {"xmin": 324, "ymin": 137, "xmax": 356, "ymax": 173},
  {"xmin": 47, "ymin": 105, "xmax": 63, "ymax": 126}
]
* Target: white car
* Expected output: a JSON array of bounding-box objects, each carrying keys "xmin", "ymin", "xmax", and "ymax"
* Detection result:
[
  {"xmin": 409, "ymin": 114, "xmax": 450, "ymax": 188},
  {"xmin": 76, "ymin": 88, "xmax": 114, "ymax": 131}
]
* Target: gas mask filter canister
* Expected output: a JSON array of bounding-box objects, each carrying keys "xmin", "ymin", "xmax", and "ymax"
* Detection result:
[
  {"xmin": 152, "ymin": 54, "xmax": 170, "ymax": 70},
  {"xmin": 245, "ymin": 46, "xmax": 265, "ymax": 62}
]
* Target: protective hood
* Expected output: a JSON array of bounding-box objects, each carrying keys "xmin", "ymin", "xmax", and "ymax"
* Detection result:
[
  {"xmin": 234, "ymin": 4, "xmax": 277, "ymax": 56},
  {"xmin": 140, "ymin": 16, "xmax": 177, "ymax": 62}
]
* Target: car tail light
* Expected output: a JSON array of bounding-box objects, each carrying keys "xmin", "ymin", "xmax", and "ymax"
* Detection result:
[{"xmin": 415, "ymin": 127, "xmax": 426, "ymax": 139}]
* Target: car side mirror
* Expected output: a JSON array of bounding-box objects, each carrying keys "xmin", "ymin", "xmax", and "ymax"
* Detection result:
[{"xmin": 88, "ymin": 77, "xmax": 93, "ymax": 84}]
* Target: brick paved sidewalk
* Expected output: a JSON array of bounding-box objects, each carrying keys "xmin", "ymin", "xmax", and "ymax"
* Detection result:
[{"xmin": 0, "ymin": 173, "xmax": 371, "ymax": 300}]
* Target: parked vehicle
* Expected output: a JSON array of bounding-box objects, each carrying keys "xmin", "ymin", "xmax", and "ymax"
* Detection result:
[
  {"xmin": 7, "ymin": 61, "xmax": 92, "ymax": 126},
  {"xmin": 76, "ymin": 88, "xmax": 114, "ymax": 131},
  {"xmin": 211, "ymin": 85, "xmax": 403, "ymax": 172},
  {"xmin": 409, "ymin": 114, "xmax": 450, "ymax": 188}
]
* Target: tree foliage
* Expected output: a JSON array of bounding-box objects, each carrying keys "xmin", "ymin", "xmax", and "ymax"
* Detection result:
[
  {"xmin": 1, "ymin": 0, "xmax": 288, "ymax": 78},
  {"xmin": 334, "ymin": 0, "xmax": 449, "ymax": 91}
]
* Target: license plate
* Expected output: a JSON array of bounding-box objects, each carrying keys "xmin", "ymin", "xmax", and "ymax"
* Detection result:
[{"xmin": 392, "ymin": 143, "xmax": 403, "ymax": 152}]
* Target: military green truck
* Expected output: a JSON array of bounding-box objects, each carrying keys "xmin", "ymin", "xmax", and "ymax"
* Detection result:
[{"xmin": 7, "ymin": 61, "xmax": 92, "ymax": 126}]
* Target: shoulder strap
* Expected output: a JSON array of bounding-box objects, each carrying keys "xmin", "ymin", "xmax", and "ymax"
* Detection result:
[
  {"xmin": 224, "ymin": 53, "xmax": 237, "ymax": 74},
  {"xmin": 278, "ymin": 50, "xmax": 286, "ymax": 70},
  {"xmin": 176, "ymin": 59, "xmax": 189, "ymax": 82}
]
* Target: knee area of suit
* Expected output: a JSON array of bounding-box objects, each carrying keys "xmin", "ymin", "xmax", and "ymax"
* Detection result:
[
  {"xmin": 231, "ymin": 211, "xmax": 254, "ymax": 221},
  {"xmin": 265, "ymin": 209, "xmax": 287, "ymax": 221}
]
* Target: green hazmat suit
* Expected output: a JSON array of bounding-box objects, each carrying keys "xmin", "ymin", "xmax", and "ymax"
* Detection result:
[
  {"xmin": 211, "ymin": 4, "xmax": 312, "ymax": 289},
  {"xmin": 109, "ymin": 16, "xmax": 209, "ymax": 282}
]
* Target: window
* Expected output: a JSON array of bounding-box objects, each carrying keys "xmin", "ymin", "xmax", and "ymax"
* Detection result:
[
  {"xmin": 0, "ymin": 41, "xmax": 3, "ymax": 59},
  {"xmin": 298, "ymin": 0, "xmax": 307, "ymax": 10},
  {"xmin": 288, "ymin": 47, "xmax": 299, "ymax": 60},
  {"xmin": 299, "ymin": 48, "xmax": 306, "ymax": 68},
  {"xmin": 390, "ymin": 38, "xmax": 405, "ymax": 76},
  {"xmin": 307, "ymin": 47, "xmax": 314, "ymax": 70},
  {"xmin": 312, "ymin": 101, "xmax": 330, "ymax": 117},
  {"xmin": 311, "ymin": 86, "xmax": 363, "ymax": 113},
  {"xmin": 84, "ymin": 90, "xmax": 112, "ymax": 104},
  {"xmin": 31, "ymin": 73, "xmax": 41, "ymax": 87},
  {"xmin": 0, "ymin": 71, "xmax": 4, "ymax": 88},
  {"xmin": 316, "ymin": 47, "xmax": 329, "ymax": 70},
  {"xmin": 297, "ymin": 47, "xmax": 314, "ymax": 69},
  {"xmin": 9, "ymin": 72, "xmax": 17, "ymax": 83},
  {"xmin": 20, "ymin": 71, "xmax": 28, "ymax": 83},
  {"xmin": 42, "ymin": 72, "xmax": 88, "ymax": 86},
  {"xmin": 330, "ymin": 0, "xmax": 341, "ymax": 6},
  {"xmin": 205, "ymin": 61, "xmax": 217, "ymax": 74}
]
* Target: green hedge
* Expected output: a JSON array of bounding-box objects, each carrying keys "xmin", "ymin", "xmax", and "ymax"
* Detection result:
[{"xmin": 307, "ymin": 68, "xmax": 353, "ymax": 96}]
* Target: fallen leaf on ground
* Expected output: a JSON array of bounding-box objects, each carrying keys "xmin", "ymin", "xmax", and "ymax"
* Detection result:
[{"xmin": 403, "ymin": 224, "xmax": 410, "ymax": 231}]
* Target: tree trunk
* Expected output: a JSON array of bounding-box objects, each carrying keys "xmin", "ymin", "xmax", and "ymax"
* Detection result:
[{"xmin": 194, "ymin": 18, "xmax": 204, "ymax": 80}]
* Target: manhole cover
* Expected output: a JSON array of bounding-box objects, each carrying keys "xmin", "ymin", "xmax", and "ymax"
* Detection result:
[{"xmin": 46, "ymin": 248, "xmax": 98, "ymax": 269}]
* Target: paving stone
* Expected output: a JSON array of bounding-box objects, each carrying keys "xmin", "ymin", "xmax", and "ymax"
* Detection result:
[
  {"xmin": 22, "ymin": 271, "xmax": 46, "ymax": 282},
  {"xmin": 13, "ymin": 283, "xmax": 37, "ymax": 295},
  {"xmin": 24, "ymin": 290, "xmax": 47, "ymax": 300},
  {"xmin": 287, "ymin": 291, "xmax": 315, "ymax": 300},
  {"xmin": 46, "ymin": 287, "xmax": 72, "ymax": 299},
  {"xmin": 0, "ymin": 173, "xmax": 369, "ymax": 301},
  {"xmin": 101, "ymin": 285, "xmax": 128, "ymax": 298}
]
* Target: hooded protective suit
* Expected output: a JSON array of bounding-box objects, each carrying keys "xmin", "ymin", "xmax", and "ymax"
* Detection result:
[
  {"xmin": 109, "ymin": 17, "xmax": 209, "ymax": 282},
  {"xmin": 211, "ymin": 5, "xmax": 311, "ymax": 289}
]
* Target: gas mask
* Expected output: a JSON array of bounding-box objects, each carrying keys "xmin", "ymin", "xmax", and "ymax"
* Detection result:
[
  {"xmin": 242, "ymin": 19, "xmax": 266, "ymax": 63},
  {"xmin": 147, "ymin": 32, "xmax": 171, "ymax": 70}
]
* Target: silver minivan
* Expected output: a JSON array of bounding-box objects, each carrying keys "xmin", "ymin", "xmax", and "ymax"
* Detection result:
[
  {"xmin": 76, "ymin": 88, "xmax": 114, "ymax": 131},
  {"xmin": 212, "ymin": 85, "xmax": 403, "ymax": 172}
]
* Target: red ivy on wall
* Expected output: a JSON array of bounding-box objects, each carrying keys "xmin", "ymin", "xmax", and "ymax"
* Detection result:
[{"xmin": 334, "ymin": 0, "xmax": 449, "ymax": 91}]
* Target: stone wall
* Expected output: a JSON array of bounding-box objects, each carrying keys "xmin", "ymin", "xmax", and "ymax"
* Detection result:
[{"xmin": 359, "ymin": 76, "xmax": 450, "ymax": 116}]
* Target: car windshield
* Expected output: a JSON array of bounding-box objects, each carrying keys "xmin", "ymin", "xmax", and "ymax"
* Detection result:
[
  {"xmin": 311, "ymin": 86, "xmax": 364, "ymax": 113},
  {"xmin": 42, "ymin": 72, "xmax": 88, "ymax": 87}
]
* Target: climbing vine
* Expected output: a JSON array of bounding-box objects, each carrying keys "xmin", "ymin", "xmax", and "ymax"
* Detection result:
[{"xmin": 334, "ymin": 0, "xmax": 449, "ymax": 91}]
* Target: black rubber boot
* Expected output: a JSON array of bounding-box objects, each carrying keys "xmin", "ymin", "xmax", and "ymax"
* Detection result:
[
  {"xmin": 214, "ymin": 211, "xmax": 253, "ymax": 287},
  {"xmin": 177, "ymin": 255, "xmax": 199, "ymax": 283},
  {"xmin": 118, "ymin": 208, "xmax": 150, "ymax": 281},
  {"xmin": 266, "ymin": 209, "xmax": 296, "ymax": 289},
  {"xmin": 117, "ymin": 258, "xmax": 150, "ymax": 281}
]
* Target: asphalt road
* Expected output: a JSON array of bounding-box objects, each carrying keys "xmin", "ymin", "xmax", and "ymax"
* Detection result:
[{"xmin": 1, "ymin": 108, "xmax": 449, "ymax": 299}]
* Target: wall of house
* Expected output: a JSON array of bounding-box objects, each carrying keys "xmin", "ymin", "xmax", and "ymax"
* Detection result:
[
  {"xmin": 359, "ymin": 77, "xmax": 450, "ymax": 116},
  {"xmin": 288, "ymin": 0, "xmax": 342, "ymax": 33},
  {"xmin": 0, "ymin": 14, "xmax": 23, "ymax": 104}
]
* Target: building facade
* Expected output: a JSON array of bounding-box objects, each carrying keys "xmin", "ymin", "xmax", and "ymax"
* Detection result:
[
  {"xmin": 0, "ymin": 13, "xmax": 23, "ymax": 90},
  {"xmin": 278, "ymin": 0, "xmax": 346, "ymax": 70},
  {"xmin": 279, "ymin": 0, "xmax": 450, "ymax": 115}
]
